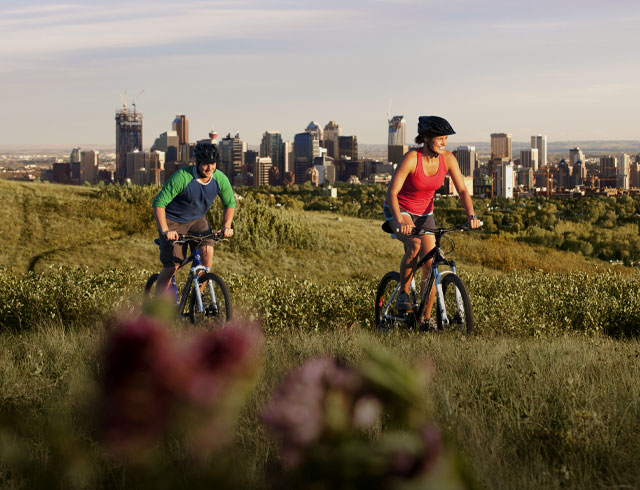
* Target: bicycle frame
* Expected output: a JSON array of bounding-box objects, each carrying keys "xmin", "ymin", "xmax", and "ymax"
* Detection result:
[{"xmin": 380, "ymin": 231, "xmax": 460, "ymax": 327}]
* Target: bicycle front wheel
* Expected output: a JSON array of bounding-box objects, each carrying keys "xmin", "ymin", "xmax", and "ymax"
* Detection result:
[
  {"xmin": 375, "ymin": 271, "xmax": 405, "ymax": 332},
  {"xmin": 436, "ymin": 273, "xmax": 474, "ymax": 335},
  {"xmin": 188, "ymin": 273, "xmax": 232, "ymax": 327}
]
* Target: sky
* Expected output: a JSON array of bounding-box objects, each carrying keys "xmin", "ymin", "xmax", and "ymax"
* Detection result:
[{"xmin": 1, "ymin": 0, "xmax": 640, "ymax": 148}]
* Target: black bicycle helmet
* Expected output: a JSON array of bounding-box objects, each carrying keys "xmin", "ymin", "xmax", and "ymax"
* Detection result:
[
  {"xmin": 193, "ymin": 141, "xmax": 219, "ymax": 164},
  {"xmin": 417, "ymin": 116, "xmax": 456, "ymax": 137}
]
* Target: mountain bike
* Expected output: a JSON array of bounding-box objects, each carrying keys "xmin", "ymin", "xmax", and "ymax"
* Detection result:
[
  {"xmin": 375, "ymin": 222, "xmax": 480, "ymax": 335},
  {"xmin": 144, "ymin": 232, "xmax": 232, "ymax": 326}
]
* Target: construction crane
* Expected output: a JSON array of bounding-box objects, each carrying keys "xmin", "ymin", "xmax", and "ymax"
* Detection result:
[{"xmin": 131, "ymin": 89, "xmax": 144, "ymax": 114}]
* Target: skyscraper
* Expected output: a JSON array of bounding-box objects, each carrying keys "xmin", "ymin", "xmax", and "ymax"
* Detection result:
[
  {"xmin": 253, "ymin": 157, "xmax": 273, "ymax": 187},
  {"xmin": 338, "ymin": 135, "xmax": 358, "ymax": 161},
  {"xmin": 260, "ymin": 131, "xmax": 286, "ymax": 175},
  {"xmin": 305, "ymin": 121, "xmax": 323, "ymax": 142},
  {"xmin": 490, "ymin": 133, "xmax": 512, "ymax": 160},
  {"xmin": 322, "ymin": 121, "xmax": 342, "ymax": 159},
  {"xmin": 293, "ymin": 132, "xmax": 318, "ymax": 184},
  {"xmin": 219, "ymin": 133, "xmax": 245, "ymax": 180},
  {"xmin": 531, "ymin": 134, "xmax": 548, "ymax": 168},
  {"xmin": 172, "ymin": 114, "xmax": 189, "ymax": 162},
  {"xmin": 388, "ymin": 115, "xmax": 407, "ymax": 164},
  {"xmin": 520, "ymin": 148, "xmax": 539, "ymax": 171},
  {"xmin": 115, "ymin": 106, "xmax": 143, "ymax": 182},
  {"xmin": 80, "ymin": 150, "xmax": 98, "ymax": 184},
  {"xmin": 455, "ymin": 146, "xmax": 477, "ymax": 177},
  {"xmin": 569, "ymin": 147, "xmax": 585, "ymax": 166}
]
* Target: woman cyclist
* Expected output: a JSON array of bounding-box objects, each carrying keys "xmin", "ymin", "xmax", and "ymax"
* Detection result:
[{"xmin": 384, "ymin": 116, "xmax": 481, "ymax": 329}]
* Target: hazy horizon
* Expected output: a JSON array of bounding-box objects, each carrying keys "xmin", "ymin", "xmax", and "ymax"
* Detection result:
[{"xmin": 2, "ymin": 1, "xmax": 640, "ymax": 147}]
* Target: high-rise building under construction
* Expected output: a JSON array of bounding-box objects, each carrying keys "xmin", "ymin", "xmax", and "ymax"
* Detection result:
[
  {"xmin": 115, "ymin": 107, "xmax": 143, "ymax": 182},
  {"xmin": 388, "ymin": 115, "xmax": 407, "ymax": 164}
]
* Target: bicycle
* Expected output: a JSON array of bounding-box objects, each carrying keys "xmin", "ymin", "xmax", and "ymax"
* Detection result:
[
  {"xmin": 144, "ymin": 232, "xmax": 232, "ymax": 326},
  {"xmin": 375, "ymin": 221, "xmax": 480, "ymax": 335}
]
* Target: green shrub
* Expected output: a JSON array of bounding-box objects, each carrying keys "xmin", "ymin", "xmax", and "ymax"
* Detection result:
[{"xmin": 0, "ymin": 268, "xmax": 148, "ymax": 332}]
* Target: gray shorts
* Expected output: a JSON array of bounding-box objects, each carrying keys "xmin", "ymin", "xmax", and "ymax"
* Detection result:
[
  {"xmin": 383, "ymin": 205, "xmax": 436, "ymax": 234},
  {"xmin": 159, "ymin": 216, "xmax": 214, "ymax": 267}
]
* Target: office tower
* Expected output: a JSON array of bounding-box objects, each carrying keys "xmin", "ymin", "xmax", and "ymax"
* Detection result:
[
  {"xmin": 80, "ymin": 150, "xmax": 98, "ymax": 184},
  {"xmin": 600, "ymin": 155, "xmax": 617, "ymax": 178},
  {"xmin": 494, "ymin": 161, "xmax": 514, "ymax": 198},
  {"xmin": 455, "ymin": 146, "xmax": 477, "ymax": 176},
  {"xmin": 557, "ymin": 159, "xmax": 573, "ymax": 188},
  {"xmin": 630, "ymin": 162, "xmax": 640, "ymax": 188},
  {"xmin": 70, "ymin": 148, "xmax": 81, "ymax": 164},
  {"xmin": 338, "ymin": 135, "xmax": 358, "ymax": 161},
  {"xmin": 153, "ymin": 130, "xmax": 179, "ymax": 163},
  {"xmin": 115, "ymin": 106, "xmax": 143, "ymax": 182},
  {"xmin": 531, "ymin": 134, "xmax": 548, "ymax": 168},
  {"xmin": 490, "ymin": 133, "xmax": 512, "ymax": 160},
  {"xmin": 172, "ymin": 115, "xmax": 190, "ymax": 162},
  {"xmin": 573, "ymin": 160, "xmax": 586, "ymax": 186},
  {"xmin": 388, "ymin": 115, "xmax": 407, "ymax": 164},
  {"xmin": 323, "ymin": 121, "xmax": 342, "ymax": 159},
  {"xmin": 219, "ymin": 133, "xmax": 245, "ymax": 180},
  {"xmin": 293, "ymin": 132, "xmax": 320, "ymax": 184},
  {"xmin": 284, "ymin": 141, "xmax": 293, "ymax": 173},
  {"xmin": 253, "ymin": 157, "xmax": 272, "ymax": 187},
  {"xmin": 260, "ymin": 131, "xmax": 286, "ymax": 175},
  {"xmin": 305, "ymin": 121, "xmax": 323, "ymax": 141},
  {"xmin": 52, "ymin": 162, "xmax": 71, "ymax": 184},
  {"xmin": 126, "ymin": 150, "xmax": 164, "ymax": 186},
  {"xmin": 520, "ymin": 148, "xmax": 539, "ymax": 171},
  {"xmin": 569, "ymin": 147, "xmax": 585, "ymax": 166}
]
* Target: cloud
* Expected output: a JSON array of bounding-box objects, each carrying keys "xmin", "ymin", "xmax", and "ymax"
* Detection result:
[{"xmin": 0, "ymin": 2, "xmax": 355, "ymax": 58}]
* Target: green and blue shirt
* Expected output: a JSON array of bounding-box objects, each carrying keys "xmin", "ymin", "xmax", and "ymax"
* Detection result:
[{"xmin": 152, "ymin": 166, "xmax": 235, "ymax": 223}]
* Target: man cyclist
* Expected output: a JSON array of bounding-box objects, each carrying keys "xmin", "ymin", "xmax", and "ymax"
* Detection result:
[{"xmin": 152, "ymin": 141, "xmax": 235, "ymax": 294}]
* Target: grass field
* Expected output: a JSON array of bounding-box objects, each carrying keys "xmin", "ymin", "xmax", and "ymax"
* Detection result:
[{"xmin": 1, "ymin": 179, "xmax": 639, "ymax": 489}]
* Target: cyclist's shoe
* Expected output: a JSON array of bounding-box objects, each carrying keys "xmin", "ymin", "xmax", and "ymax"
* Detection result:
[
  {"xmin": 419, "ymin": 318, "xmax": 438, "ymax": 333},
  {"xmin": 396, "ymin": 292, "xmax": 413, "ymax": 313}
]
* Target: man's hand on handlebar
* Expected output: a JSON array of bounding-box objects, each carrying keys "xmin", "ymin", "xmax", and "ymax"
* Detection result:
[
  {"xmin": 219, "ymin": 226, "xmax": 234, "ymax": 238},
  {"xmin": 163, "ymin": 230, "xmax": 179, "ymax": 241}
]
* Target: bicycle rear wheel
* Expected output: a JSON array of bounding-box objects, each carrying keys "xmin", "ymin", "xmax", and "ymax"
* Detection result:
[
  {"xmin": 375, "ymin": 271, "xmax": 415, "ymax": 332},
  {"xmin": 436, "ymin": 273, "xmax": 474, "ymax": 335},
  {"xmin": 188, "ymin": 273, "xmax": 232, "ymax": 327}
]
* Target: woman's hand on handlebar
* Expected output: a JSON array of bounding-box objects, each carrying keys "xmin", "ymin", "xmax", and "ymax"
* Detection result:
[
  {"xmin": 467, "ymin": 215, "xmax": 483, "ymax": 229},
  {"xmin": 393, "ymin": 215, "xmax": 414, "ymax": 235}
]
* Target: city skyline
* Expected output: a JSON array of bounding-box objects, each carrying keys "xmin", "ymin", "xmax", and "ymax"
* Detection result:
[{"xmin": 2, "ymin": 0, "xmax": 640, "ymax": 146}]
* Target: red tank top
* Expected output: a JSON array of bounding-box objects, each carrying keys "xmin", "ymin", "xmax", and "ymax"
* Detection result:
[{"xmin": 396, "ymin": 149, "xmax": 447, "ymax": 215}]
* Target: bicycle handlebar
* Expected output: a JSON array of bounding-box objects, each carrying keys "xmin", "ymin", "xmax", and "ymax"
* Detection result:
[
  {"xmin": 381, "ymin": 220, "xmax": 483, "ymax": 235},
  {"xmin": 173, "ymin": 231, "xmax": 227, "ymax": 244}
]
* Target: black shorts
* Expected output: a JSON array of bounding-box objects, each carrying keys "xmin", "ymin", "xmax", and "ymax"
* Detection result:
[
  {"xmin": 159, "ymin": 216, "xmax": 214, "ymax": 267},
  {"xmin": 383, "ymin": 205, "xmax": 436, "ymax": 234}
]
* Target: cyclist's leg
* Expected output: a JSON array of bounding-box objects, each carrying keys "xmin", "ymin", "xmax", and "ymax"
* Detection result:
[
  {"xmin": 188, "ymin": 217, "xmax": 215, "ymax": 290},
  {"xmin": 156, "ymin": 219, "xmax": 189, "ymax": 293},
  {"xmin": 419, "ymin": 233, "xmax": 437, "ymax": 319},
  {"xmin": 398, "ymin": 233, "xmax": 421, "ymax": 294}
]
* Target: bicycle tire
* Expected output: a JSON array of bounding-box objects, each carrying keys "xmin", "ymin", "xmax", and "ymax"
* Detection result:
[
  {"xmin": 375, "ymin": 271, "xmax": 416, "ymax": 332},
  {"xmin": 188, "ymin": 272, "xmax": 232, "ymax": 327},
  {"xmin": 436, "ymin": 273, "xmax": 474, "ymax": 335}
]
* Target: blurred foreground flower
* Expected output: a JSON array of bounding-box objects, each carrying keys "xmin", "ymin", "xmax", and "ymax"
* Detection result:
[
  {"xmin": 100, "ymin": 315, "xmax": 261, "ymax": 461},
  {"xmin": 262, "ymin": 338, "xmax": 475, "ymax": 489}
]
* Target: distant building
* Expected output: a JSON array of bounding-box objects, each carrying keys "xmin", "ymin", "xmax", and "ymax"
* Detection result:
[
  {"xmin": 338, "ymin": 135, "xmax": 358, "ymax": 161},
  {"xmin": 520, "ymin": 148, "xmax": 539, "ymax": 171},
  {"xmin": 494, "ymin": 161, "xmax": 514, "ymax": 198},
  {"xmin": 153, "ymin": 130, "xmax": 179, "ymax": 164},
  {"xmin": 52, "ymin": 162, "xmax": 71, "ymax": 184},
  {"xmin": 80, "ymin": 150, "xmax": 99, "ymax": 184},
  {"xmin": 253, "ymin": 157, "xmax": 272, "ymax": 187},
  {"xmin": 260, "ymin": 131, "xmax": 286, "ymax": 175},
  {"xmin": 388, "ymin": 115, "xmax": 407, "ymax": 164},
  {"xmin": 126, "ymin": 150, "xmax": 164, "ymax": 186},
  {"xmin": 517, "ymin": 167, "xmax": 534, "ymax": 189},
  {"xmin": 305, "ymin": 121, "xmax": 323, "ymax": 141},
  {"xmin": 569, "ymin": 147, "xmax": 585, "ymax": 167},
  {"xmin": 454, "ymin": 146, "xmax": 478, "ymax": 177},
  {"xmin": 531, "ymin": 134, "xmax": 548, "ymax": 168},
  {"xmin": 172, "ymin": 114, "xmax": 190, "ymax": 163},
  {"xmin": 322, "ymin": 121, "xmax": 342, "ymax": 159},
  {"xmin": 115, "ymin": 107, "xmax": 143, "ymax": 182},
  {"xmin": 490, "ymin": 133, "xmax": 512, "ymax": 160},
  {"xmin": 600, "ymin": 155, "xmax": 618, "ymax": 188},
  {"xmin": 219, "ymin": 133, "xmax": 245, "ymax": 181}
]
